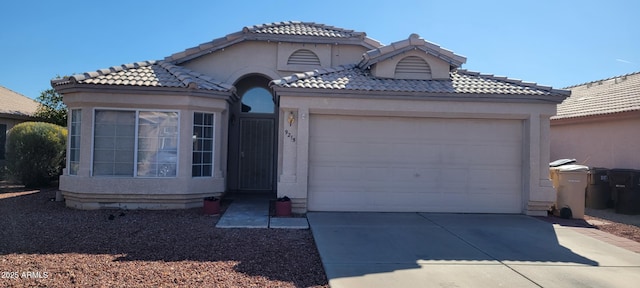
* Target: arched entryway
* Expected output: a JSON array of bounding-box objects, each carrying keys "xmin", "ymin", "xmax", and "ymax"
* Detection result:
[{"xmin": 227, "ymin": 75, "xmax": 277, "ymax": 194}]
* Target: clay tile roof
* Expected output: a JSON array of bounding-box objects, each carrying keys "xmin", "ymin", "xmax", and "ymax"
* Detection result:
[
  {"xmin": 0, "ymin": 85, "xmax": 39, "ymax": 117},
  {"xmin": 552, "ymin": 71, "xmax": 640, "ymax": 120},
  {"xmin": 51, "ymin": 60, "xmax": 234, "ymax": 93},
  {"xmin": 271, "ymin": 65, "xmax": 569, "ymax": 100},
  {"xmin": 244, "ymin": 21, "xmax": 364, "ymax": 38}
]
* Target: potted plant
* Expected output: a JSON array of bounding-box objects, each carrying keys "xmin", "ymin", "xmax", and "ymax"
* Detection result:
[
  {"xmin": 203, "ymin": 196, "xmax": 220, "ymax": 215},
  {"xmin": 275, "ymin": 196, "xmax": 292, "ymax": 217}
]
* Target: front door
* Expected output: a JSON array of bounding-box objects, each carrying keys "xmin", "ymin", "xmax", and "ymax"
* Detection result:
[
  {"xmin": 227, "ymin": 77, "xmax": 277, "ymax": 193},
  {"xmin": 238, "ymin": 116, "xmax": 274, "ymax": 190}
]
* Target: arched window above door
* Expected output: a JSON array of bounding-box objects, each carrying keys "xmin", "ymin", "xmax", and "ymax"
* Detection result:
[{"xmin": 241, "ymin": 87, "xmax": 274, "ymax": 113}]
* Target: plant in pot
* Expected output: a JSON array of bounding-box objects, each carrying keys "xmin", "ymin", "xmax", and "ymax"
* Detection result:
[
  {"xmin": 203, "ymin": 196, "xmax": 221, "ymax": 215},
  {"xmin": 275, "ymin": 196, "xmax": 292, "ymax": 217}
]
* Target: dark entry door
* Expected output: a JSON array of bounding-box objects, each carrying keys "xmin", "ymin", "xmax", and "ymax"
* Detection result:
[{"xmin": 238, "ymin": 117, "xmax": 274, "ymax": 191}]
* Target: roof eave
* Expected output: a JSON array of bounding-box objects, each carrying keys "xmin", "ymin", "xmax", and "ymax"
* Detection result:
[
  {"xmin": 552, "ymin": 108, "xmax": 640, "ymax": 121},
  {"xmin": 51, "ymin": 83, "xmax": 235, "ymax": 100},
  {"xmin": 272, "ymin": 86, "xmax": 568, "ymax": 104}
]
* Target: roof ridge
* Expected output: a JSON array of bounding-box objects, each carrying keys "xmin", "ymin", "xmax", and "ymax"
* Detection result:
[
  {"xmin": 157, "ymin": 61, "xmax": 199, "ymax": 89},
  {"xmin": 456, "ymin": 69, "xmax": 570, "ymax": 95},
  {"xmin": 69, "ymin": 60, "xmax": 157, "ymax": 82},
  {"xmin": 271, "ymin": 64, "xmax": 357, "ymax": 86},
  {"xmin": 243, "ymin": 20, "xmax": 358, "ymax": 35},
  {"xmin": 563, "ymin": 70, "xmax": 640, "ymax": 89},
  {"xmin": 166, "ymin": 62, "xmax": 235, "ymax": 92}
]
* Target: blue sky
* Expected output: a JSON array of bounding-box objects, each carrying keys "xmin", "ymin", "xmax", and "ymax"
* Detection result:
[{"xmin": 1, "ymin": 0, "xmax": 638, "ymax": 99}]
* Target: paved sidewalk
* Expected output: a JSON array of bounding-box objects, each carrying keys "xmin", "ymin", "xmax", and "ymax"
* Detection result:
[
  {"xmin": 308, "ymin": 212, "xmax": 640, "ymax": 288},
  {"xmin": 216, "ymin": 198, "xmax": 308, "ymax": 229}
]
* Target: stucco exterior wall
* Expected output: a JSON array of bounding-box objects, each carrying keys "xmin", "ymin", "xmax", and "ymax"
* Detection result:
[
  {"xmin": 0, "ymin": 117, "xmax": 31, "ymax": 132},
  {"xmin": 59, "ymin": 91, "xmax": 229, "ymax": 209},
  {"xmin": 551, "ymin": 112, "xmax": 640, "ymax": 169},
  {"xmin": 181, "ymin": 41, "xmax": 369, "ymax": 83}
]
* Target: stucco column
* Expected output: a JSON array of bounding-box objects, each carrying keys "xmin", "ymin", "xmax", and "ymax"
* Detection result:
[
  {"xmin": 213, "ymin": 112, "xmax": 224, "ymax": 179},
  {"xmin": 277, "ymin": 106, "xmax": 309, "ymax": 213},
  {"xmin": 280, "ymin": 109, "xmax": 298, "ymax": 182},
  {"xmin": 526, "ymin": 113, "xmax": 555, "ymax": 215}
]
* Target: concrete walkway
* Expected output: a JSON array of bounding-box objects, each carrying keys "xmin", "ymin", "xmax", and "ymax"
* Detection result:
[
  {"xmin": 308, "ymin": 212, "xmax": 640, "ymax": 288},
  {"xmin": 215, "ymin": 197, "xmax": 308, "ymax": 229}
]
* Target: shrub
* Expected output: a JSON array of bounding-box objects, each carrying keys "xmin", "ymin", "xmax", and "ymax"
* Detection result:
[{"xmin": 5, "ymin": 122, "xmax": 67, "ymax": 188}]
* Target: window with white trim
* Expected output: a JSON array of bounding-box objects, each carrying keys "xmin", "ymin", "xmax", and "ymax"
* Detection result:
[
  {"xmin": 192, "ymin": 112, "xmax": 214, "ymax": 177},
  {"xmin": 69, "ymin": 109, "xmax": 81, "ymax": 175},
  {"xmin": 93, "ymin": 110, "xmax": 178, "ymax": 177}
]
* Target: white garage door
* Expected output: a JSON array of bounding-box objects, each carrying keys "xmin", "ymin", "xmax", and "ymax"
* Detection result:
[{"xmin": 308, "ymin": 115, "xmax": 523, "ymax": 213}]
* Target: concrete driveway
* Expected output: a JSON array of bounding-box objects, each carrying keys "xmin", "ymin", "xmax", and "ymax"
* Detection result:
[{"xmin": 307, "ymin": 212, "xmax": 640, "ymax": 288}]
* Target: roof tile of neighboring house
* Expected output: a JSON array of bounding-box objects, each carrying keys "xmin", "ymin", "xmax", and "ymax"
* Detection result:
[
  {"xmin": 0, "ymin": 85, "xmax": 39, "ymax": 116},
  {"xmin": 51, "ymin": 61, "xmax": 234, "ymax": 92},
  {"xmin": 360, "ymin": 34, "xmax": 467, "ymax": 69},
  {"xmin": 271, "ymin": 64, "xmax": 570, "ymax": 97},
  {"xmin": 552, "ymin": 71, "xmax": 640, "ymax": 120},
  {"xmin": 165, "ymin": 21, "xmax": 382, "ymax": 64}
]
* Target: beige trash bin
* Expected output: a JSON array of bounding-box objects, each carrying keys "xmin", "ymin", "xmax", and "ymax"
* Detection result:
[{"xmin": 550, "ymin": 164, "xmax": 589, "ymax": 219}]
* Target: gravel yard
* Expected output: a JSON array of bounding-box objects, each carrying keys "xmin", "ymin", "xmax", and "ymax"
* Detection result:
[
  {"xmin": 0, "ymin": 183, "xmax": 328, "ymax": 288},
  {"xmin": 2, "ymin": 182, "xmax": 639, "ymax": 287}
]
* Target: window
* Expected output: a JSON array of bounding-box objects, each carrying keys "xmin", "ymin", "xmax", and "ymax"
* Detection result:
[
  {"xmin": 69, "ymin": 109, "xmax": 81, "ymax": 175},
  {"xmin": 137, "ymin": 112, "xmax": 179, "ymax": 177},
  {"xmin": 241, "ymin": 87, "xmax": 274, "ymax": 113},
  {"xmin": 0, "ymin": 124, "xmax": 6, "ymax": 160},
  {"xmin": 192, "ymin": 113, "xmax": 214, "ymax": 177},
  {"xmin": 93, "ymin": 110, "xmax": 178, "ymax": 177}
]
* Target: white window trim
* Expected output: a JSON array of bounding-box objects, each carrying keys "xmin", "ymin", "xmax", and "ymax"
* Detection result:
[
  {"xmin": 91, "ymin": 108, "xmax": 180, "ymax": 178},
  {"xmin": 192, "ymin": 111, "xmax": 215, "ymax": 178},
  {"xmin": 68, "ymin": 109, "xmax": 81, "ymax": 176}
]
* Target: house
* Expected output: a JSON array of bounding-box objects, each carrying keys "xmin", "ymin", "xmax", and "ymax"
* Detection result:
[
  {"xmin": 51, "ymin": 21, "xmax": 569, "ymax": 215},
  {"xmin": 0, "ymin": 86, "xmax": 39, "ymax": 167},
  {"xmin": 551, "ymin": 72, "xmax": 640, "ymax": 169}
]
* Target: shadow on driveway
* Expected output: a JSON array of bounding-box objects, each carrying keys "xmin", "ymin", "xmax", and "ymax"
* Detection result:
[{"xmin": 308, "ymin": 212, "xmax": 640, "ymax": 288}]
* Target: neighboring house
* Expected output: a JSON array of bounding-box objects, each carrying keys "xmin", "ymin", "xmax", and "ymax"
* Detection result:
[
  {"xmin": 0, "ymin": 86, "xmax": 39, "ymax": 166},
  {"xmin": 551, "ymin": 72, "xmax": 640, "ymax": 169},
  {"xmin": 51, "ymin": 21, "xmax": 569, "ymax": 215}
]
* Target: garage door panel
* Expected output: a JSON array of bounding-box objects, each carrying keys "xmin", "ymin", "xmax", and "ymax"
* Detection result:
[{"xmin": 308, "ymin": 115, "xmax": 523, "ymax": 213}]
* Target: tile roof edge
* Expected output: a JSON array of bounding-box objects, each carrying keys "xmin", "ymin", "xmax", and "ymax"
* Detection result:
[
  {"xmin": 70, "ymin": 61, "xmax": 157, "ymax": 83},
  {"xmin": 552, "ymin": 108, "xmax": 640, "ymax": 120},
  {"xmin": 563, "ymin": 70, "xmax": 640, "ymax": 89},
  {"xmin": 456, "ymin": 69, "xmax": 571, "ymax": 96},
  {"xmin": 51, "ymin": 60, "xmax": 234, "ymax": 93},
  {"xmin": 270, "ymin": 64, "xmax": 358, "ymax": 86}
]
